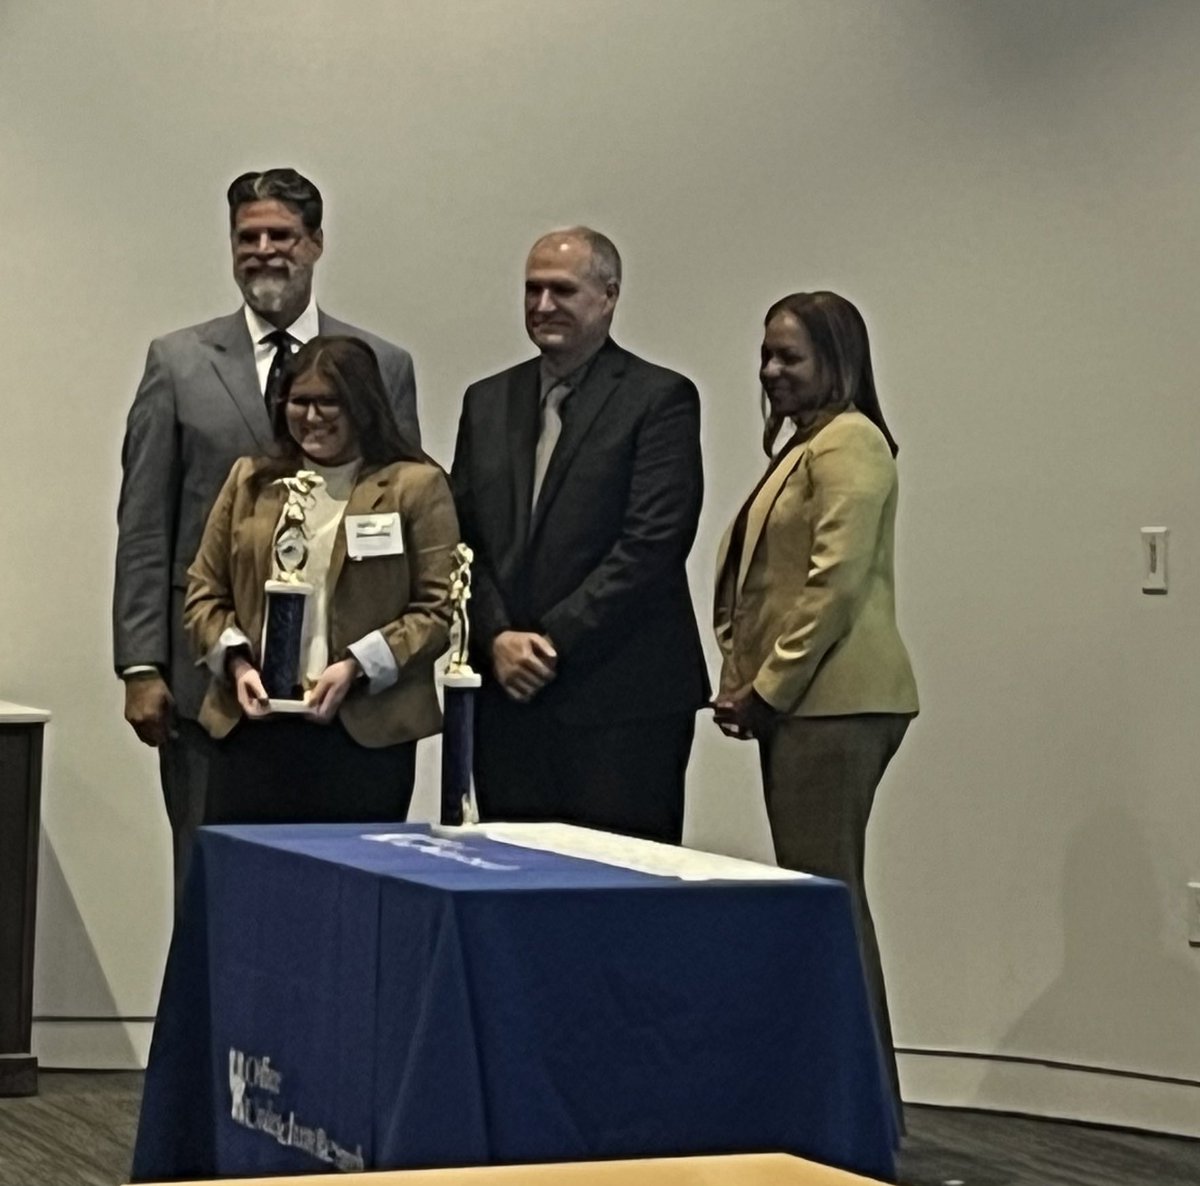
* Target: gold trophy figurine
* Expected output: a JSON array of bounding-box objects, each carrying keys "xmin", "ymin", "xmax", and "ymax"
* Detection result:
[
  {"xmin": 445, "ymin": 543, "xmax": 479, "ymax": 680},
  {"xmin": 260, "ymin": 470, "xmax": 325, "ymax": 711}
]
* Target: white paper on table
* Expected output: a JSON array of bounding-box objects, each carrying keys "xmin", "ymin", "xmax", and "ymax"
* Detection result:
[{"xmin": 430, "ymin": 822, "xmax": 809, "ymax": 882}]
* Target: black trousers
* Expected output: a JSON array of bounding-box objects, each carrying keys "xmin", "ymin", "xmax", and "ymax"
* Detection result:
[
  {"xmin": 206, "ymin": 717, "xmax": 416, "ymax": 826},
  {"xmin": 758, "ymin": 712, "xmax": 912, "ymax": 1125},
  {"xmin": 474, "ymin": 687, "xmax": 695, "ymax": 845},
  {"xmin": 158, "ymin": 717, "xmax": 214, "ymax": 910}
]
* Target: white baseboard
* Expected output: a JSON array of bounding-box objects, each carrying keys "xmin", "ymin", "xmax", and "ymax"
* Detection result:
[
  {"xmin": 899, "ymin": 1049, "xmax": 1200, "ymax": 1139},
  {"xmin": 32, "ymin": 1019, "xmax": 153, "ymax": 1070}
]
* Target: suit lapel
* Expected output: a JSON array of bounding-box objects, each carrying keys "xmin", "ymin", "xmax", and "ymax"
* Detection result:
[
  {"xmin": 326, "ymin": 466, "xmax": 391, "ymax": 594},
  {"xmin": 505, "ymin": 362, "xmax": 541, "ymax": 547},
  {"xmin": 204, "ymin": 310, "xmax": 273, "ymax": 451},
  {"xmin": 248, "ymin": 479, "xmax": 288, "ymax": 639},
  {"xmin": 735, "ymin": 443, "xmax": 807, "ymax": 595},
  {"xmin": 528, "ymin": 342, "xmax": 625, "ymax": 539}
]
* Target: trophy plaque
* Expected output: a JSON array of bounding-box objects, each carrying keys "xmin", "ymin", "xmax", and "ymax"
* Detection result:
[
  {"xmin": 261, "ymin": 470, "xmax": 324, "ymax": 713},
  {"xmin": 439, "ymin": 543, "xmax": 483, "ymax": 825}
]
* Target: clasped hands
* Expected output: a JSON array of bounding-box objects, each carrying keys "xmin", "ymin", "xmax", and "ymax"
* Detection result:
[
  {"xmin": 711, "ymin": 685, "xmax": 776, "ymax": 740},
  {"xmin": 492, "ymin": 630, "xmax": 557, "ymax": 702},
  {"xmin": 229, "ymin": 652, "xmax": 361, "ymax": 724}
]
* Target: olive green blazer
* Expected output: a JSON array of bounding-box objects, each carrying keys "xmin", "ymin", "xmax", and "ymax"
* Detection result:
[
  {"xmin": 714, "ymin": 411, "xmax": 918, "ymax": 717},
  {"xmin": 185, "ymin": 455, "xmax": 458, "ymax": 746}
]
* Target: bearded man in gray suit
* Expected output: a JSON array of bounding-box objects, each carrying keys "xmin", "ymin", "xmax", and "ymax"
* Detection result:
[{"xmin": 114, "ymin": 167, "xmax": 419, "ymax": 904}]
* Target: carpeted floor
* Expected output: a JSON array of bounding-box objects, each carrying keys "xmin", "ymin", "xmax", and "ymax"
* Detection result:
[{"xmin": 0, "ymin": 1072, "xmax": 1197, "ymax": 1186}]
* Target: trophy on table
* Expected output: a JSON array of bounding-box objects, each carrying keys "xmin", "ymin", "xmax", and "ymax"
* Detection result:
[
  {"xmin": 260, "ymin": 470, "xmax": 324, "ymax": 712},
  {"xmin": 439, "ymin": 543, "xmax": 482, "ymax": 825}
]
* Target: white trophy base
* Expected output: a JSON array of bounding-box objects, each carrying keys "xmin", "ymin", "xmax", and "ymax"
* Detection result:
[
  {"xmin": 440, "ymin": 667, "xmax": 483, "ymax": 689},
  {"xmin": 263, "ymin": 578, "xmax": 315, "ymax": 595},
  {"xmin": 265, "ymin": 698, "xmax": 312, "ymax": 715}
]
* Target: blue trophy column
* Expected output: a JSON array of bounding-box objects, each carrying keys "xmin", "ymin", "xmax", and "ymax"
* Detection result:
[{"xmin": 439, "ymin": 676, "xmax": 480, "ymax": 825}]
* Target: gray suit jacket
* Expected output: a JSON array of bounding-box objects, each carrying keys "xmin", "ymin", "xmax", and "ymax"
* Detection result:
[{"xmin": 113, "ymin": 308, "xmax": 419, "ymax": 720}]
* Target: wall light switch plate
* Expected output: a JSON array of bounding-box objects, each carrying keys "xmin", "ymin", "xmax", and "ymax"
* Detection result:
[{"xmin": 1141, "ymin": 527, "xmax": 1168, "ymax": 594}]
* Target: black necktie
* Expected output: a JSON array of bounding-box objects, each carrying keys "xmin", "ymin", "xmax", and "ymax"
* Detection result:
[{"xmin": 263, "ymin": 330, "xmax": 295, "ymax": 410}]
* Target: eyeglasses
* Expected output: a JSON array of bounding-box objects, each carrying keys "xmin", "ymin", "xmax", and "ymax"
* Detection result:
[
  {"xmin": 285, "ymin": 396, "xmax": 343, "ymax": 418},
  {"xmin": 234, "ymin": 228, "xmax": 305, "ymax": 254}
]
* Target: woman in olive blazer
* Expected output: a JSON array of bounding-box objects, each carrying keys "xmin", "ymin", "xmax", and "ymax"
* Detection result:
[
  {"xmin": 185, "ymin": 336, "xmax": 458, "ymax": 825},
  {"xmin": 713, "ymin": 292, "xmax": 917, "ymax": 1120}
]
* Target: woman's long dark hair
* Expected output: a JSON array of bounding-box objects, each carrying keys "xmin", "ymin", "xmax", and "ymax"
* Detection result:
[
  {"xmin": 762, "ymin": 292, "xmax": 898, "ymax": 458},
  {"xmin": 263, "ymin": 335, "xmax": 428, "ymax": 480}
]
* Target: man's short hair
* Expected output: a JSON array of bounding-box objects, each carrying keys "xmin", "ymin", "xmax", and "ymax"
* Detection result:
[
  {"xmin": 573, "ymin": 227, "xmax": 622, "ymax": 287},
  {"xmin": 227, "ymin": 168, "xmax": 323, "ymax": 233},
  {"xmin": 537, "ymin": 226, "xmax": 622, "ymax": 288}
]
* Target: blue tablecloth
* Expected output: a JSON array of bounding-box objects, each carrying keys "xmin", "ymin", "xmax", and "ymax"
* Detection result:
[{"xmin": 132, "ymin": 825, "xmax": 896, "ymax": 1181}]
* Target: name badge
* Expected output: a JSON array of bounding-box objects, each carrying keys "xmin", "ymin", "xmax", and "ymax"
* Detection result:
[{"xmin": 345, "ymin": 513, "xmax": 403, "ymax": 559}]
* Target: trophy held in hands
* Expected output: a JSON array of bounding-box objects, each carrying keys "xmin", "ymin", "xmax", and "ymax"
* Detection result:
[
  {"xmin": 439, "ymin": 543, "xmax": 483, "ymax": 825},
  {"xmin": 261, "ymin": 470, "xmax": 324, "ymax": 712}
]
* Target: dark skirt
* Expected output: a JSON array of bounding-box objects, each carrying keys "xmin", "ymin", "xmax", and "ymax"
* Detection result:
[{"xmin": 206, "ymin": 716, "xmax": 416, "ymax": 825}]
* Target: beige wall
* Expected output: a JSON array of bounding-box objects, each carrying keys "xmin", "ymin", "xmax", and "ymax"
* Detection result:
[{"xmin": 2, "ymin": 0, "xmax": 1198, "ymax": 1131}]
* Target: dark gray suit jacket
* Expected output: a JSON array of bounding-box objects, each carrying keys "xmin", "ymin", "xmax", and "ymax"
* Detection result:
[
  {"xmin": 113, "ymin": 308, "xmax": 419, "ymax": 720},
  {"xmin": 451, "ymin": 338, "xmax": 709, "ymax": 727}
]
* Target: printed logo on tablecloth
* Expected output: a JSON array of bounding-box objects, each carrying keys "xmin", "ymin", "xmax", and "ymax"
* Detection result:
[
  {"xmin": 228, "ymin": 1047, "xmax": 365, "ymax": 1172},
  {"xmin": 362, "ymin": 831, "xmax": 519, "ymax": 870}
]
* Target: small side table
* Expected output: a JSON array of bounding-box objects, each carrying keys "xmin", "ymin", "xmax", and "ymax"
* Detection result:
[{"xmin": 0, "ymin": 701, "xmax": 50, "ymax": 1096}]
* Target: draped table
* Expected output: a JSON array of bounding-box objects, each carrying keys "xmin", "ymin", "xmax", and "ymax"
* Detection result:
[{"xmin": 132, "ymin": 822, "xmax": 896, "ymax": 1181}]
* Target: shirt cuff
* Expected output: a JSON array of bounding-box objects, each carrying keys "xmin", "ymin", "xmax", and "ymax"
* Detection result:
[
  {"xmin": 348, "ymin": 631, "xmax": 399, "ymax": 694},
  {"xmin": 121, "ymin": 665, "xmax": 160, "ymax": 679},
  {"xmin": 205, "ymin": 626, "xmax": 253, "ymax": 678}
]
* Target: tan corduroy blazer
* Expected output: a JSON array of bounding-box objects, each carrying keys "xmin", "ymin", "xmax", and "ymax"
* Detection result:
[
  {"xmin": 185, "ymin": 455, "xmax": 459, "ymax": 747},
  {"xmin": 714, "ymin": 410, "xmax": 918, "ymax": 717}
]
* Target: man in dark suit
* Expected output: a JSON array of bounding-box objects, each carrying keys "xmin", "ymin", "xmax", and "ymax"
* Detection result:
[
  {"xmin": 114, "ymin": 167, "xmax": 420, "ymax": 904},
  {"xmin": 451, "ymin": 227, "xmax": 708, "ymax": 844}
]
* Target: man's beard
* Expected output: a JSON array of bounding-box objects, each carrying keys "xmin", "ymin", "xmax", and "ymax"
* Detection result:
[{"xmin": 241, "ymin": 268, "xmax": 307, "ymax": 316}]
